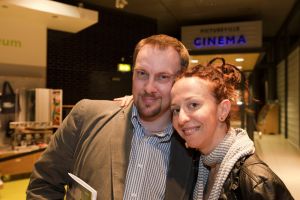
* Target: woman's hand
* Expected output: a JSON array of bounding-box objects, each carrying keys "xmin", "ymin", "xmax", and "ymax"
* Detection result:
[{"xmin": 114, "ymin": 95, "xmax": 133, "ymax": 107}]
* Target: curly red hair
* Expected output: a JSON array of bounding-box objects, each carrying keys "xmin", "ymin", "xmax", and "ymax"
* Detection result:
[{"xmin": 175, "ymin": 57, "xmax": 247, "ymax": 128}]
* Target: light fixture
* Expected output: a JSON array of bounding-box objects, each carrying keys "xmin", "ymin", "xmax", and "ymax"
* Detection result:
[
  {"xmin": 112, "ymin": 77, "xmax": 121, "ymax": 81},
  {"xmin": 237, "ymin": 101, "xmax": 243, "ymax": 105},
  {"xmin": 118, "ymin": 63, "xmax": 131, "ymax": 72},
  {"xmin": 235, "ymin": 58, "xmax": 244, "ymax": 62},
  {"xmin": 115, "ymin": 0, "xmax": 128, "ymax": 9},
  {"xmin": 236, "ymin": 65, "xmax": 243, "ymax": 70},
  {"xmin": 78, "ymin": 2, "xmax": 84, "ymax": 8},
  {"xmin": 190, "ymin": 59, "xmax": 199, "ymax": 64}
]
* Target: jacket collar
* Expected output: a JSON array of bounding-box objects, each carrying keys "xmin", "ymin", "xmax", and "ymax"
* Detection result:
[{"xmin": 110, "ymin": 102, "xmax": 134, "ymax": 200}]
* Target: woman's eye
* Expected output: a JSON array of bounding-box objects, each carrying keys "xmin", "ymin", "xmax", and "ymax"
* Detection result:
[{"xmin": 188, "ymin": 102, "xmax": 199, "ymax": 110}]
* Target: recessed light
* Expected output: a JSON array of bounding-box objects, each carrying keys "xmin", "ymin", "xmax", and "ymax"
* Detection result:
[
  {"xmin": 237, "ymin": 65, "xmax": 243, "ymax": 70},
  {"xmin": 112, "ymin": 77, "xmax": 121, "ymax": 81},
  {"xmin": 235, "ymin": 58, "xmax": 244, "ymax": 62},
  {"xmin": 190, "ymin": 59, "xmax": 199, "ymax": 64},
  {"xmin": 237, "ymin": 101, "xmax": 243, "ymax": 105}
]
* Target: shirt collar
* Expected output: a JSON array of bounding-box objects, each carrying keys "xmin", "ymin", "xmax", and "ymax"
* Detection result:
[{"xmin": 131, "ymin": 105, "xmax": 173, "ymax": 139}]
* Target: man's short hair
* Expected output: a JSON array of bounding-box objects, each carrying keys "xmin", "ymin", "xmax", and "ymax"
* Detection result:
[{"xmin": 133, "ymin": 34, "xmax": 190, "ymax": 70}]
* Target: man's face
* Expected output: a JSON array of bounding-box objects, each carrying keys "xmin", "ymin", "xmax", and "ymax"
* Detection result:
[{"xmin": 132, "ymin": 44, "xmax": 181, "ymax": 122}]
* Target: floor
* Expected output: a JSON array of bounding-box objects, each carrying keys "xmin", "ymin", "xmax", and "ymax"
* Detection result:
[
  {"xmin": 254, "ymin": 133, "xmax": 300, "ymax": 200},
  {"xmin": 0, "ymin": 178, "xmax": 28, "ymax": 200},
  {"xmin": 0, "ymin": 133, "xmax": 299, "ymax": 200}
]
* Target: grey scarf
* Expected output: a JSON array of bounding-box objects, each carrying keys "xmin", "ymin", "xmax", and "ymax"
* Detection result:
[{"xmin": 193, "ymin": 128, "xmax": 255, "ymax": 200}]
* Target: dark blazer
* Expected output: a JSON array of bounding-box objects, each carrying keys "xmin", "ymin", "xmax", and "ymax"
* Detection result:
[{"xmin": 27, "ymin": 99, "xmax": 194, "ymax": 200}]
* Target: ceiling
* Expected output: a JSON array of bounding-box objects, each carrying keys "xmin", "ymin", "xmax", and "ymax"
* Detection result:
[
  {"xmin": 190, "ymin": 53, "xmax": 260, "ymax": 71},
  {"xmin": 83, "ymin": 0, "xmax": 295, "ymax": 37},
  {"xmin": 62, "ymin": 0, "xmax": 297, "ymax": 71},
  {"xmin": 0, "ymin": 0, "xmax": 99, "ymax": 77},
  {"xmin": 0, "ymin": 0, "xmax": 98, "ymax": 33}
]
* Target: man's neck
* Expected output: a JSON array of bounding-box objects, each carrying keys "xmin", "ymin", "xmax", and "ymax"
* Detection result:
[{"xmin": 140, "ymin": 111, "xmax": 171, "ymax": 134}]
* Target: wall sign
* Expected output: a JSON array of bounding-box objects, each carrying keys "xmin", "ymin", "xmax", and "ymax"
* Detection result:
[
  {"xmin": 181, "ymin": 21, "xmax": 262, "ymax": 51},
  {"xmin": 0, "ymin": 38, "xmax": 22, "ymax": 48},
  {"xmin": 0, "ymin": 19, "xmax": 46, "ymax": 67}
]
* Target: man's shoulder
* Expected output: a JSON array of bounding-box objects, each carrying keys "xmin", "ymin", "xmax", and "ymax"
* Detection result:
[
  {"xmin": 75, "ymin": 99, "xmax": 123, "ymax": 112},
  {"xmin": 69, "ymin": 99, "xmax": 133, "ymax": 128}
]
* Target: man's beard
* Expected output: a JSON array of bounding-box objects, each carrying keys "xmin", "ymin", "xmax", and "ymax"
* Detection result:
[{"xmin": 136, "ymin": 95, "xmax": 162, "ymax": 120}]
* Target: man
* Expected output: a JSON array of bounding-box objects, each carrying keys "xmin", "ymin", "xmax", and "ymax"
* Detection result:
[{"xmin": 27, "ymin": 34, "xmax": 195, "ymax": 200}]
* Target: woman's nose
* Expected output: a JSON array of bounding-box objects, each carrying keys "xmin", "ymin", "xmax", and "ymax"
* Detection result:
[{"xmin": 178, "ymin": 110, "xmax": 189, "ymax": 125}]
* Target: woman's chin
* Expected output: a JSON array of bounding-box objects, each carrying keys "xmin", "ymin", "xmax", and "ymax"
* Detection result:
[{"xmin": 186, "ymin": 141, "xmax": 198, "ymax": 149}]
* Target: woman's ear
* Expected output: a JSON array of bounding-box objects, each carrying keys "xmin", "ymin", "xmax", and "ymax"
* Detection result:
[{"xmin": 218, "ymin": 99, "xmax": 231, "ymax": 121}]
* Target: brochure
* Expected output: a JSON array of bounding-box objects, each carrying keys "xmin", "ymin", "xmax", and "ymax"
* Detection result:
[{"xmin": 68, "ymin": 173, "xmax": 97, "ymax": 200}]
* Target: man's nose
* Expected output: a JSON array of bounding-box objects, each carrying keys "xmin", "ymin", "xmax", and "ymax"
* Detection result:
[{"xmin": 144, "ymin": 78, "xmax": 157, "ymax": 94}]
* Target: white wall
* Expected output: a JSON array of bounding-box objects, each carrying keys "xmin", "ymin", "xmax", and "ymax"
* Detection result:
[
  {"xmin": 287, "ymin": 47, "xmax": 300, "ymax": 148},
  {"xmin": 276, "ymin": 60, "xmax": 286, "ymax": 135}
]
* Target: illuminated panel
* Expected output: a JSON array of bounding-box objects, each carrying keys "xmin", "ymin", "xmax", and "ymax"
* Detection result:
[
  {"xmin": 118, "ymin": 63, "xmax": 131, "ymax": 72},
  {"xmin": 181, "ymin": 21, "xmax": 262, "ymax": 50}
]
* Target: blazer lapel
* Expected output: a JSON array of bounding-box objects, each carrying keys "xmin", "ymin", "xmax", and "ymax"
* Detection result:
[
  {"xmin": 110, "ymin": 103, "xmax": 133, "ymax": 200},
  {"xmin": 165, "ymin": 134, "xmax": 195, "ymax": 200}
]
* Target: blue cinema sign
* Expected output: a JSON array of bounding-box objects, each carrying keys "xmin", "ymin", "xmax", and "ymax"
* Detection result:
[
  {"xmin": 181, "ymin": 21, "xmax": 262, "ymax": 50},
  {"xmin": 193, "ymin": 35, "xmax": 247, "ymax": 48}
]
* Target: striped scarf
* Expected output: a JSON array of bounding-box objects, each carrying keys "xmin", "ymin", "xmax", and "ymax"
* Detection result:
[{"xmin": 193, "ymin": 128, "xmax": 255, "ymax": 200}]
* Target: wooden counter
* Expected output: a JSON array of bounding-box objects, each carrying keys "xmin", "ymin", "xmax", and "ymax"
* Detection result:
[{"xmin": 0, "ymin": 146, "xmax": 46, "ymax": 178}]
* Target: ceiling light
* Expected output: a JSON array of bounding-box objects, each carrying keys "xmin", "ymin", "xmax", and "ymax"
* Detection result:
[
  {"xmin": 190, "ymin": 59, "xmax": 199, "ymax": 64},
  {"xmin": 115, "ymin": 0, "xmax": 128, "ymax": 9},
  {"xmin": 235, "ymin": 58, "xmax": 244, "ymax": 62},
  {"xmin": 78, "ymin": 2, "xmax": 84, "ymax": 8},
  {"xmin": 237, "ymin": 101, "xmax": 243, "ymax": 105},
  {"xmin": 236, "ymin": 65, "xmax": 243, "ymax": 70}
]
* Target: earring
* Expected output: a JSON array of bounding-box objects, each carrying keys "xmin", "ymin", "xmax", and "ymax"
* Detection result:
[
  {"xmin": 219, "ymin": 116, "xmax": 224, "ymax": 121},
  {"xmin": 185, "ymin": 142, "xmax": 189, "ymax": 148}
]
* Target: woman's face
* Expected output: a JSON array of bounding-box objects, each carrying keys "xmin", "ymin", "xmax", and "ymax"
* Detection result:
[{"xmin": 171, "ymin": 77, "xmax": 227, "ymax": 154}]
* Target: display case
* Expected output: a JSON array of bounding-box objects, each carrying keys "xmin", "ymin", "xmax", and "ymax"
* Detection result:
[
  {"xmin": 9, "ymin": 121, "xmax": 53, "ymax": 149},
  {"xmin": 17, "ymin": 88, "xmax": 63, "ymax": 128}
]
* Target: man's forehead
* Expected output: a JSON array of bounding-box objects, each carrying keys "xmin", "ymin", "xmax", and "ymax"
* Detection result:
[
  {"xmin": 139, "ymin": 44, "xmax": 174, "ymax": 53},
  {"xmin": 134, "ymin": 67, "xmax": 180, "ymax": 75},
  {"xmin": 134, "ymin": 44, "xmax": 181, "ymax": 72}
]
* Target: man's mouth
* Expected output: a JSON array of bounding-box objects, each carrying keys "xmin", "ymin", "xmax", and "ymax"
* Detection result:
[{"xmin": 142, "ymin": 95, "xmax": 158, "ymax": 104}]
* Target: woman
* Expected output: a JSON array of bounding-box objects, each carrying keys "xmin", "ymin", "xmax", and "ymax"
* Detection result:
[{"xmin": 170, "ymin": 58, "xmax": 293, "ymax": 200}]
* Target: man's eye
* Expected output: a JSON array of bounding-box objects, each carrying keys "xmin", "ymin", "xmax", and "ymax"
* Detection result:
[
  {"xmin": 160, "ymin": 75, "xmax": 169, "ymax": 79},
  {"xmin": 137, "ymin": 71, "xmax": 145, "ymax": 75},
  {"xmin": 171, "ymin": 108, "xmax": 180, "ymax": 115},
  {"xmin": 136, "ymin": 70, "xmax": 148, "ymax": 79},
  {"xmin": 156, "ymin": 74, "xmax": 172, "ymax": 82}
]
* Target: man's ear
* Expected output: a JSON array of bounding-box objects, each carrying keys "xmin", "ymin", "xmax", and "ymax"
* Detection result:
[{"xmin": 218, "ymin": 99, "xmax": 231, "ymax": 121}]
